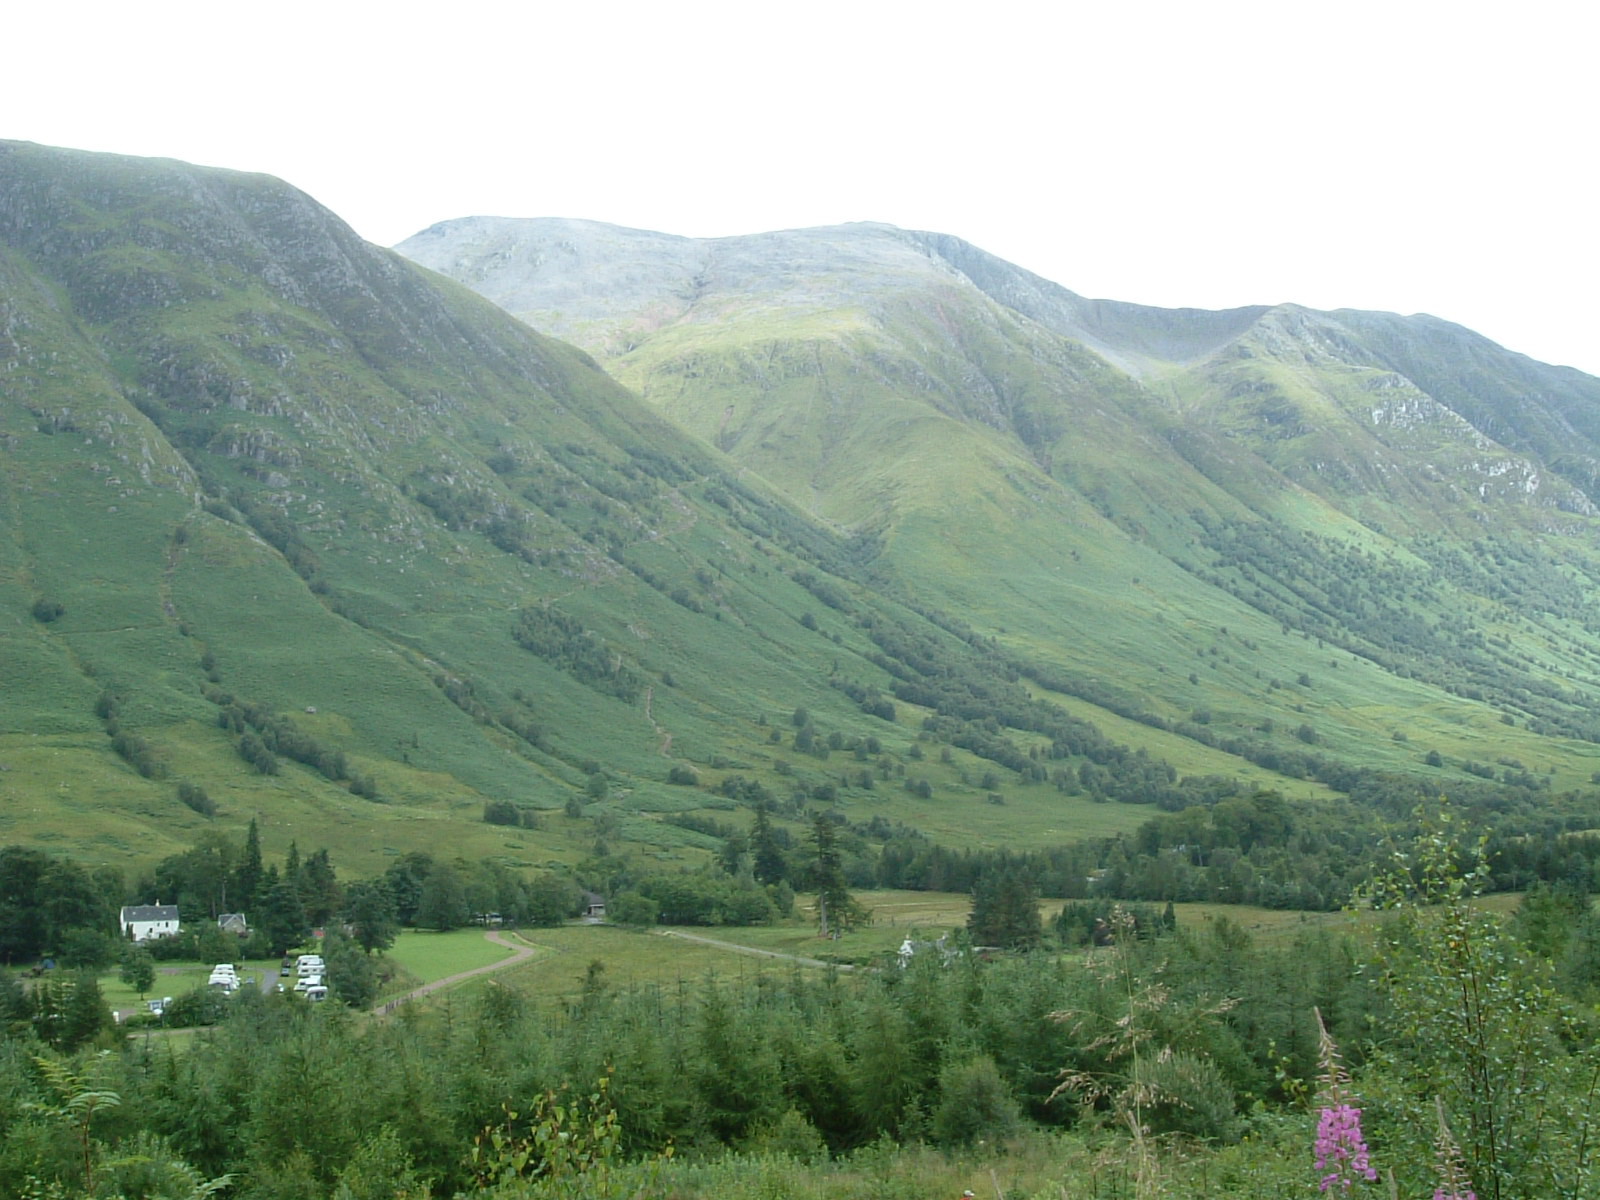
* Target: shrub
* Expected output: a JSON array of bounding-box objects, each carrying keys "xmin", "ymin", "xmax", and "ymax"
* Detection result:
[
  {"xmin": 1134, "ymin": 1051, "xmax": 1239, "ymax": 1142},
  {"xmin": 112, "ymin": 730, "xmax": 167, "ymax": 779},
  {"xmin": 483, "ymin": 800, "xmax": 521, "ymax": 826},
  {"xmin": 176, "ymin": 780, "xmax": 215, "ymax": 817},
  {"xmin": 608, "ymin": 892, "xmax": 659, "ymax": 928},
  {"xmin": 931, "ymin": 1055, "xmax": 1023, "ymax": 1147},
  {"xmin": 744, "ymin": 1110, "xmax": 829, "ymax": 1163},
  {"xmin": 162, "ymin": 987, "xmax": 230, "ymax": 1028}
]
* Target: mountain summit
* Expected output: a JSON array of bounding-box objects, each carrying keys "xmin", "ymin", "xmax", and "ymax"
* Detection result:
[{"xmin": 400, "ymin": 216, "xmax": 1600, "ymax": 523}]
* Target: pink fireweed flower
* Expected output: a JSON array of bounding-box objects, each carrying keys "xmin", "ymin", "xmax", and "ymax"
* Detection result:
[
  {"xmin": 1313, "ymin": 1009, "xmax": 1378, "ymax": 1191},
  {"xmin": 1315, "ymin": 1102, "xmax": 1378, "ymax": 1190}
]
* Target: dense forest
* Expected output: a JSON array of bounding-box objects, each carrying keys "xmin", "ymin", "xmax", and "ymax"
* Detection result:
[{"xmin": 4, "ymin": 806, "xmax": 1600, "ymax": 1198}]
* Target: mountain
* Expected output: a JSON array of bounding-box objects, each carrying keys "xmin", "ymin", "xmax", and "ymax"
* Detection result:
[
  {"xmin": 3, "ymin": 143, "xmax": 1119, "ymax": 876},
  {"xmin": 5, "ymin": 141, "xmax": 1599, "ymax": 887},
  {"xmin": 398, "ymin": 216, "xmax": 1600, "ymax": 527},
  {"xmin": 400, "ymin": 216, "xmax": 1600, "ymax": 791}
]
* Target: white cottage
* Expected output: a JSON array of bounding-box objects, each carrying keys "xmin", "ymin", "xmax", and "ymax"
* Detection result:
[{"xmin": 120, "ymin": 902, "xmax": 180, "ymax": 942}]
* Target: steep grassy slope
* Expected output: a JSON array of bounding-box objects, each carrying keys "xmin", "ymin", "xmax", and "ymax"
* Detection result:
[
  {"xmin": 4, "ymin": 144, "xmax": 1199, "ymax": 876},
  {"xmin": 400, "ymin": 216, "xmax": 1600, "ymax": 794},
  {"xmin": 8, "ymin": 142, "xmax": 1600, "ymax": 886}
]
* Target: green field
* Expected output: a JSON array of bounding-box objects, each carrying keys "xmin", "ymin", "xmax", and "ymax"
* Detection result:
[
  {"xmin": 384, "ymin": 928, "xmax": 522, "ymax": 983},
  {"xmin": 101, "ymin": 956, "xmax": 280, "ymax": 1019},
  {"xmin": 96, "ymin": 889, "xmax": 1528, "ymax": 1024},
  {"xmin": 413, "ymin": 891, "xmax": 1402, "ymax": 1008}
]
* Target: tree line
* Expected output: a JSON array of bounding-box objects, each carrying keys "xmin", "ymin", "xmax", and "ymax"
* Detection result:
[{"xmin": 8, "ymin": 810, "xmax": 1600, "ymax": 1197}]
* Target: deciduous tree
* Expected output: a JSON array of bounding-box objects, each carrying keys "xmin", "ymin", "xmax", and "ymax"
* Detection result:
[
  {"xmin": 119, "ymin": 944, "xmax": 155, "ymax": 999},
  {"xmin": 341, "ymin": 879, "xmax": 399, "ymax": 954}
]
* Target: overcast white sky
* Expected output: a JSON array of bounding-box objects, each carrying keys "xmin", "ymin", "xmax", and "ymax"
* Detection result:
[{"xmin": 8, "ymin": 0, "xmax": 1597, "ymax": 373}]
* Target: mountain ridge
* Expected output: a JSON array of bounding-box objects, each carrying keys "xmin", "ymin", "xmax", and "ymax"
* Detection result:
[
  {"xmin": 399, "ymin": 214, "xmax": 1600, "ymax": 525},
  {"xmin": 400, "ymin": 209, "xmax": 1600, "ymax": 764},
  {"xmin": 6, "ymin": 141, "xmax": 1600, "ymax": 883},
  {"xmin": 4, "ymin": 143, "xmax": 986, "ymax": 871}
]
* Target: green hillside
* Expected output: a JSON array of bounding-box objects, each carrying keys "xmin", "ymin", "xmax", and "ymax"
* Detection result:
[
  {"xmin": 401, "ymin": 216, "xmax": 1600, "ymax": 802},
  {"xmin": 0, "ymin": 144, "xmax": 1190, "ymax": 880},
  {"xmin": 7, "ymin": 143, "xmax": 1600, "ymax": 893}
]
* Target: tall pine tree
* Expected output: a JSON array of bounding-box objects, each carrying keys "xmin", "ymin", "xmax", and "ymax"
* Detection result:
[
  {"xmin": 231, "ymin": 818, "xmax": 263, "ymax": 915},
  {"xmin": 256, "ymin": 865, "xmax": 309, "ymax": 954},
  {"xmin": 807, "ymin": 814, "xmax": 867, "ymax": 936},
  {"xmin": 751, "ymin": 804, "xmax": 788, "ymax": 886}
]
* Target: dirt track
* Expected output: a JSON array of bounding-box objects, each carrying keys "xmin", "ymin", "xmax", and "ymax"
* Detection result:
[
  {"xmin": 377, "ymin": 929, "xmax": 539, "ymax": 1014},
  {"xmin": 654, "ymin": 928, "xmax": 855, "ymax": 971}
]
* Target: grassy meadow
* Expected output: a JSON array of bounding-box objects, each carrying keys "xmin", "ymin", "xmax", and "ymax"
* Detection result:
[{"xmin": 394, "ymin": 892, "xmax": 1385, "ymax": 1010}]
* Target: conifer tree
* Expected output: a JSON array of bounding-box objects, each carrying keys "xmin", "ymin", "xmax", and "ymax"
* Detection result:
[
  {"xmin": 256, "ymin": 866, "xmax": 309, "ymax": 954},
  {"xmin": 751, "ymin": 804, "xmax": 788, "ymax": 885},
  {"xmin": 968, "ymin": 867, "xmax": 1042, "ymax": 950},
  {"xmin": 298, "ymin": 849, "xmax": 340, "ymax": 928},
  {"xmin": 806, "ymin": 814, "xmax": 867, "ymax": 936},
  {"xmin": 46, "ymin": 970, "xmax": 112, "ymax": 1051},
  {"xmin": 231, "ymin": 818, "xmax": 263, "ymax": 914}
]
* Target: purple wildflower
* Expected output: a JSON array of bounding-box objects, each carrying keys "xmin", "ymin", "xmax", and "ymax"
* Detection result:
[
  {"xmin": 1313, "ymin": 1008, "xmax": 1378, "ymax": 1191},
  {"xmin": 1315, "ymin": 1102, "xmax": 1378, "ymax": 1190}
]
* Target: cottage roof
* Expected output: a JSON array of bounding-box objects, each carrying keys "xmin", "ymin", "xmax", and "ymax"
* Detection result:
[{"xmin": 121, "ymin": 904, "xmax": 179, "ymax": 922}]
